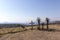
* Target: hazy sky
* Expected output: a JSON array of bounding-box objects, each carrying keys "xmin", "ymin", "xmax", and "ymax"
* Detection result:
[{"xmin": 0, "ymin": 0, "xmax": 60, "ymax": 23}]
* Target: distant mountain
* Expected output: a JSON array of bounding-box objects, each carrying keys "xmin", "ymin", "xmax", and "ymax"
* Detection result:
[{"xmin": 52, "ymin": 21, "xmax": 60, "ymax": 24}]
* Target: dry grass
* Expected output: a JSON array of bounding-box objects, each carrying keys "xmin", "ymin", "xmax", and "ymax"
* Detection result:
[
  {"xmin": 0, "ymin": 24, "xmax": 60, "ymax": 35},
  {"xmin": 0, "ymin": 27, "xmax": 25, "ymax": 35},
  {"xmin": 0, "ymin": 24, "xmax": 60, "ymax": 40}
]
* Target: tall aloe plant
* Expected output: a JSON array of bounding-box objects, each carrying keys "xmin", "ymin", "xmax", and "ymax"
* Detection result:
[
  {"xmin": 30, "ymin": 20, "xmax": 34, "ymax": 30},
  {"xmin": 46, "ymin": 17, "xmax": 49, "ymax": 30},
  {"xmin": 37, "ymin": 17, "xmax": 41, "ymax": 30}
]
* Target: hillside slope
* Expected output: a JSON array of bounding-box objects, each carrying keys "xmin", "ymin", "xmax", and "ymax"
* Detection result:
[{"xmin": 0, "ymin": 30, "xmax": 60, "ymax": 40}]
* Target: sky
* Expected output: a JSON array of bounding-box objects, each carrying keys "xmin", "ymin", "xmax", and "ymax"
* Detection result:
[{"xmin": 0, "ymin": 0, "xmax": 60, "ymax": 23}]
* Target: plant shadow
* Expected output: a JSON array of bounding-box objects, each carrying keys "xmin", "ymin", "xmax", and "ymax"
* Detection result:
[{"xmin": 37, "ymin": 28, "xmax": 60, "ymax": 32}]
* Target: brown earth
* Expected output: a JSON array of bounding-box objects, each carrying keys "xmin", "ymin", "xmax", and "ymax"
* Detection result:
[
  {"xmin": 0, "ymin": 29, "xmax": 60, "ymax": 40},
  {"xmin": 0, "ymin": 24, "xmax": 60, "ymax": 40}
]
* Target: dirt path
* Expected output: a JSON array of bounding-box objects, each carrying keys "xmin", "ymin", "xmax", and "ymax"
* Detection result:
[{"xmin": 0, "ymin": 30, "xmax": 60, "ymax": 40}]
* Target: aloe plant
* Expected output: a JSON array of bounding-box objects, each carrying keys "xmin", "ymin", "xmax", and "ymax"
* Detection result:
[
  {"xmin": 42, "ymin": 23, "xmax": 44, "ymax": 30},
  {"xmin": 30, "ymin": 20, "xmax": 34, "ymax": 30},
  {"xmin": 46, "ymin": 17, "xmax": 49, "ymax": 30},
  {"xmin": 37, "ymin": 17, "xmax": 41, "ymax": 30}
]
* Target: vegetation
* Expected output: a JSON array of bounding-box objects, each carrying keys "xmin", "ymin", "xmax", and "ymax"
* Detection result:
[
  {"xmin": 42, "ymin": 23, "xmax": 44, "ymax": 30},
  {"xmin": 37, "ymin": 17, "xmax": 41, "ymax": 30},
  {"xmin": 31, "ymin": 21, "xmax": 34, "ymax": 30},
  {"xmin": 46, "ymin": 17, "xmax": 49, "ymax": 30},
  {"xmin": 0, "ymin": 27, "xmax": 23, "ymax": 35},
  {"xmin": 0, "ymin": 17, "xmax": 60, "ymax": 35}
]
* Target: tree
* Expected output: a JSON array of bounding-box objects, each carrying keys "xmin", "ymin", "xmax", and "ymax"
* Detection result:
[
  {"xmin": 46, "ymin": 17, "xmax": 49, "ymax": 30},
  {"xmin": 37, "ymin": 17, "xmax": 41, "ymax": 30}
]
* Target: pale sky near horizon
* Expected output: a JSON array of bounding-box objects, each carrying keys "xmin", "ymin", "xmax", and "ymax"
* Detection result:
[{"xmin": 0, "ymin": 0, "xmax": 60, "ymax": 23}]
